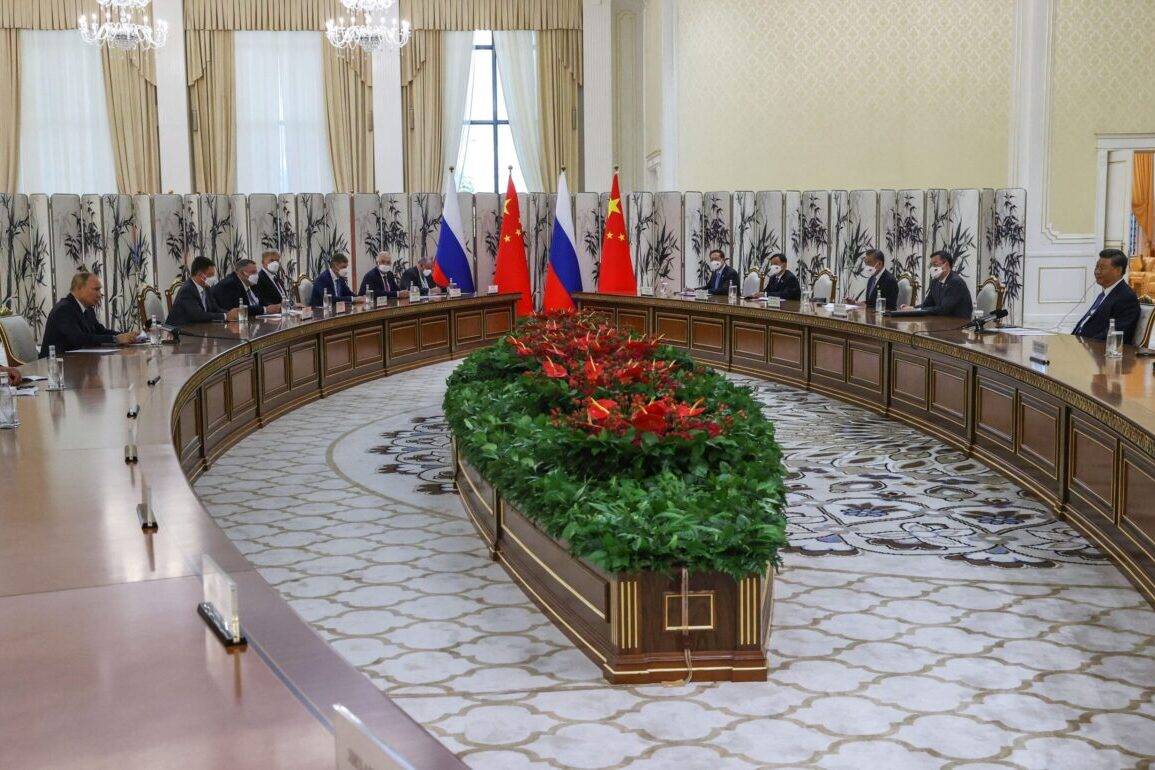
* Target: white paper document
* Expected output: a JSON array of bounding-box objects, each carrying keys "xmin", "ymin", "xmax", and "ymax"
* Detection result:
[
  {"xmin": 66, "ymin": 348, "xmax": 118, "ymax": 354},
  {"xmin": 994, "ymin": 328, "xmax": 1054, "ymax": 337}
]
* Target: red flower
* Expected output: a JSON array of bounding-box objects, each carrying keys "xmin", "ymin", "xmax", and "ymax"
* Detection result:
[
  {"xmin": 583, "ymin": 355, "xmax": 604, "ymax": 383},
  {"xmin": 586, "ymin": 397, "xmax": 618, "ymax": 422},
  {"xmin": 673, "ymin": 399, "xmax": 705, "ymax": 419},
  {"xmin": 542, "ymin": 357, "xmax": 568, "ymax": 378},
  {"xmin": 631, "ymin": 399, "xmax": 670, "ymax": 433}
]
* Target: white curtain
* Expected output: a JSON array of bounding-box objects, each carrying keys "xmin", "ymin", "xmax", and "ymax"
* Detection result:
[
  {"xmin": 18, "ymin": 31, "xmax": 116, "ymax": 193},
  {"xmin": 234, "ymin": 32, "xmax": 334, "ymax": 194},
  {"xmin": 493, "ymin": 31, "xmax": 544, "ymax": 193},
  {"xmin": 441, "ymin": 31, "xmax": 474, "ymax": 187}
]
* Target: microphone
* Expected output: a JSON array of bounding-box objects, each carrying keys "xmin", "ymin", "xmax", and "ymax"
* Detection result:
[{"xmin": 962, "ymin": 308, "xmax": 1009, "ymax": 331}]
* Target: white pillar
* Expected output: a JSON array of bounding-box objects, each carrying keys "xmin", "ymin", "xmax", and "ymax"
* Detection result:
[
  {"xmin": 372, "ymin": 2, "xmax": 405, "ymax": 192},
  {"xmin": 583, "ymin": 0, "xmax": 613, "ymax": 192},
  {"xmin": 153, "ymin": 0, "xmax": 192, "ymax": 193}
]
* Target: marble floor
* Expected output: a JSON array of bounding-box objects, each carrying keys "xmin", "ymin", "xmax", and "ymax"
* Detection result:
[{"xmin": 195, "ymin": 360, "xmax": 1155, "ymax": 769}]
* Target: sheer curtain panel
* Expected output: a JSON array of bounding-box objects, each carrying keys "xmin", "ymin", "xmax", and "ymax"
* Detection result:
[
  {"xmin": 18, "ymin": 31, "xmax": 116, "ymax": 194},
  {"xmin": 234, "ymin": 31, "xmax": 334, "ymax": 193},
  {"xmin": 441, "ymin": 31, "xmax": 475, "ymax": 186},
  {"xmin": 493, "ymin": 31, "xmax": 543, "ymax": 192}
]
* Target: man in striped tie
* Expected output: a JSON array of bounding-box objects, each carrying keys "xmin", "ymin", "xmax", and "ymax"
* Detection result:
[{"xmin": 1071, "ymin": 249, "xmax": 1141, "ymax": 344}]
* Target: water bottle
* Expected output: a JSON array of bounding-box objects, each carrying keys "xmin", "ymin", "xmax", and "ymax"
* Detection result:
[
  {"xmin": 875, "ymin": 295, "xmax": 885, "ymax": 315},
  {"xmin": 1106, "ymin": 318, "xmax": 1122, "ymax": 358},
  {"xmin": 448, "ymin": 279, "xmax": 458, "ymax": 297},
  {"xmin": 365, "ymin": 287, "xmax": 375, "ymax": 308},
  {"xmin": 728, "ymin": 284, "xmax": 738, "ymax": 305},
  {"xmin": 237, "ymin": 298, "xmax": 248, "ymax": 324},
  {"xmin": 148, "ymin": 315, "xmax": 161, "ymax": 346},
  {"xmin": 409, "ymin": 283, "xmax": 418, "ymax": 301},
  {"xmin": 47, "ymin": 345, "xmax": 63, "ymax": 391},
  {"xmin": 323, "ymin": 288, "xmax": 332, "ymax": 316},
  {"xmin": 801, "ymin": 287, "xmax": 813, "ymax": 313},
  {"xmin": 0, "ymin": 372, "xmax": 17, "ymax": 429}
]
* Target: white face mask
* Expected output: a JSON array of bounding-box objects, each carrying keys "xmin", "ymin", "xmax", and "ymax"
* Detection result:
[
  {"xmin": 246, "ymin": 272, "xmax": 260, "ymax": 286},
  {"xmin": 378, "ymin": 263, "xmax": 392, "ymax": 273},
  {"xmin": 710, "ymin": 260, "xmax": 722, "ymax": 270},
  {"xmin": 870, "ymin": 263, "xmax": 882, "ymax": 276},
  {"xmin": 338, "ymin": 267, "xmax": 350, "ymax": 279},
  {"xmin": 929, "ymin": 265, "xmax": 944, "ymax": 280},
  {"xmin": 266, "ymin": 261, "xmax": 280, "ymax": 273},
  {"xmin": 203, "ymin": 274, "xmax": 219, "ymax": 288},
  {"xmin": 767, "ymin": 264, "xmax": 783, "ymax": 276},
  {"xmin": 422, "ymin": 268, "xmax": 432, "ymax": 277}
]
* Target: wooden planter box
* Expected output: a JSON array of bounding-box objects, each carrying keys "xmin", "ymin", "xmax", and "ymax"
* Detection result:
[{"xmin": 454, "ymin": 448, "xmax": 774, "ymax": 684}]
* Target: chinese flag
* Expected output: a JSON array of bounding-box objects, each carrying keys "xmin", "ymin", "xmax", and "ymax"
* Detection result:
[
  {"xmin": 493, "ymin": 173, "xmax": 533, "ymax": 316},
  {"xmin": 596, "ymin": 169, "xmax": 636, "ymax": 294}
]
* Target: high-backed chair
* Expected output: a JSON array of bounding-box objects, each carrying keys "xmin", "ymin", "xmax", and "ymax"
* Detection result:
[
  {"xmin": 975, "ymin": 276, "xmax": 1006, "ymax": 315},
  {"xmin": 137, "ymin": 285, "xmax": 165, "ymax": 328},
  {"xmin": 294, "ymin": 275, "xmax": 313, "ymax": 307},
  {"xmin": 1137, "ymin": 297, "xmax": 1155, "ymax": 347},
  {"xmin": 741, "ymin": 269, "xmax": 762, "ymax": 297},
  {"xmin": 164, "ymin": 276, "xmax": 184, "ymax": 312},
  {"xmin": 897, "ymin": 271, "xmax": 920, "ymax": 308},
  {"xmin": 812, "ymin": 269, "xmax": 837, "ymax": 303},
  {"xmin": 0, "ymin": 314, "xmax": 39, "ymax": 364}
]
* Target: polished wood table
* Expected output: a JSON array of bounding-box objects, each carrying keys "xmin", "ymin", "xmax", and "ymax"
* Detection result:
[
  {"xmin": 0, "ymin": 293, "xmax": 516, "ymax": 769},
  {"xmin": 576, "ymin": 293, "xmax": 1155, "ymax": 607}
]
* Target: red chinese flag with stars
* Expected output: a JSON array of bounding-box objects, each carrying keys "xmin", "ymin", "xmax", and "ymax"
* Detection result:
[
  {"xmin": 493, "ymin": 173, "xmax": 533, "ymax": 316},
  {"xmin": 597, "ymin": 170, "xmax": 636, "ymax": 294}
]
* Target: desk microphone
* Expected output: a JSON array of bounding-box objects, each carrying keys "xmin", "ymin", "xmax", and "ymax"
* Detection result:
[{"xmin": 962, "ymin": 308, "xmax": 1008, "ymax": 332}]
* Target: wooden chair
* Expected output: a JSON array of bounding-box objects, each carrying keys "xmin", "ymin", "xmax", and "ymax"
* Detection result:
[
  {"xmin": 976, "ymin": 276, "xmax": 1006, "ymax": 315},
  {"xmin": 1137, "ymin": 296, "xmax": 1155, "ymax": 347},
  {"xmin": 137, "ymin": 285, "xmax": 164, "ymax": 328},
  {"xmin": 741, "ymin": 269, "xmax": 763, "ymax": 296},
  {"xmin": 164, "ymin": 276, "xmax": 184, "ymax": 313},
  {"xmin": 897, "ymin": 270, "xmax": 921, "ymax": 307},
  {"xmin": 812, "ymin": 268, "xmax": 837, "ymax": 303},
  {"xmin": 294, "ymin": 275, "xmax": 314, "ymax": 307},
  {"xmin": 0, "ymin": 314, "xmax": 39, "ymax": 365}
]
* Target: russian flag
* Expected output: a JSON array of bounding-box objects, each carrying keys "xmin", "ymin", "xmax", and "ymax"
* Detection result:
[
  {"xmin": 543, "ymin": 170, "xmax": 581, "ymax": 311},
  {"xmin": 432, "ymin": 169, "xmax": 475, "ymax": 292}
]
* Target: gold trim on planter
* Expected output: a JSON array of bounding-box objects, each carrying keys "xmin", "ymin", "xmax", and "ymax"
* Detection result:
[
  {"xmin": 503, "ymin": 527, "xmax": 608, "ymax": 621},
  {"xmin": 663, "ymin": 591, "xmax": 715, "ymax": 631}
]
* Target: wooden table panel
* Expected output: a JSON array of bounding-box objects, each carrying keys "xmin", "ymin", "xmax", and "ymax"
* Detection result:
[
  {"xmin": 1068, "ymin": 414, "xmax": 1118, "ymax": 525},
  {"xmin": 731, "ymin": 321, "xmax": 768, "ymax": 363}
]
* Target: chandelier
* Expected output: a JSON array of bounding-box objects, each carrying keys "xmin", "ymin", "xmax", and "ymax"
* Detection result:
[
  {"xmin": 326, "ymin": 0, "xmax": 411, "ymax": 54},
  {"xmin": 78, "ymin": 0, "xmax": 168, "ymax": 51}
]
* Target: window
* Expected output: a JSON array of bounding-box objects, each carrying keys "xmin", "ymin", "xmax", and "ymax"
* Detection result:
[
  {"xmin": 234, "ymin": 32, "xmax": 334, "ymax": 194},
  {"xmin": 456, "ymin": 31, "xmax": 528, "ymax": 194},
  {"xmin": 18, "ymin": 31, "xmax": 116, "ymax": 193}
]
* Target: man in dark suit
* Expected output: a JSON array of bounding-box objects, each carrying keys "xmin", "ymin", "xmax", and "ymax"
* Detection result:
[
  {"xmin": 212, "ymin": 258, "xmax": 282, "ymax": 317},
  {"xmin": 700, "ymin": 249, "xmax": 740, "ymax": 296},
  {"xmin": 360, "ymin": 251, "xmax": 402, "ymax": 299},
  {"xmin": 905, "ymin": 250, "xmax": 973, "ymax": 318},
  {"xmin": 761, "ymin": 253, "xmax": 802, "ymax": 300},
  {"xmin": 40, "ymin": 272, "xmax": 140, "ymax": 357},
  {"xmin": 1072, "ymin": 249, "xmax": 1142, "ymax": 343},
  {"xmin": 166, "ymin": 256, "xmax": 240, "ymax": 326},
  {"xmin": 310, "ymin": 254, "xmax": 361, "ymax": 307},
  {"xmin": 253, "ymin": 250, "xmax": 290, "ymax": 307},
  {"xmin": 399, "ymin": 257, "xmax": 437, "ymax": 297},
  {"xmin": 850, "ymin": 248, "xmax": 899, "ymax": 310}
]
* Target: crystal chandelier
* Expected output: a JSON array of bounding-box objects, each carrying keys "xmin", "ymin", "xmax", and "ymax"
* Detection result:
[
  {"xmin": 326, "ymin": 0, "xmax": 411, "ymax": 54},
  {"xmin": 78, "ymin": 0, "xmax": 168, "ymax": 51}
]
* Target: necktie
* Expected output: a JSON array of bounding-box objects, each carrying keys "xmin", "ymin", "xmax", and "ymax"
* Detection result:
[
  {"xmin": 867, "ymin": 273, "xmax": 877, "ymax": 301},
  {"xmin": 245, "ymin": 286, "xmax": 257, "ymax": 305},
  {"xmin": 1074, "ymin": 292, "xmax": 1107, "ymax": 335},
  {"xmin": 712, "ymin": 270, "xmax": 721, "ymax": 291},
  {"xmin": 197, "ymin": 286, "xmax": 206, "ymax": 310}
]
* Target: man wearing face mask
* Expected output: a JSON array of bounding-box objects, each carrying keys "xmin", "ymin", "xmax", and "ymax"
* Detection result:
[
  {"xmin": 400, "ymin": 257, "xmax": 437, "ymax": 297},
  {"xmin": 761, "ymin": 253, "xmax": 802, "ymax": 300},
  {"xmin": 903, "ymin": 250, "xmax": 973, "ymax": 318},
  {"xmin": 253, "ymin": 250, "xmax": 290, "ymax": 307},
  {"xmin": 700, "ymin": 249, "xmax": 739, "ymax": 296},
  {"xmin": 166, "ymin": 256, "xmax": 241, "ymax": 325},
  {"xmin": 850, "ymin": 249, "xmax": 898, "ymax": 310},
  {"xmin": 360, "ymin": 251, "xmax": 402, "ymax": 299},
  {"xmin": 309, "ymin": 254, "xmax": 362, "ymax": 307},
  {"xmin": 213, "ymin": 258, "xmax": 282, "ymax": 317}
]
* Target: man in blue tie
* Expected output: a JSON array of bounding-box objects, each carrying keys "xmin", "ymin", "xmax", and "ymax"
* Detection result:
[
  {"xmin": 1071, "ymin": 249, "xmax": 1141, "ymax": 343},
  {"xmin": 700, "ymin": 249, "xmax": 739, "ymax": 296},
  {"xmin": 309, "ymin": 254, "xmax": 361, "ymax": 308}
]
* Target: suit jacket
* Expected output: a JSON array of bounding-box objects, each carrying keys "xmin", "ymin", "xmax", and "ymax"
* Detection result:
[
  {"xmin": 1072, "ymin": 281, "xmax": 1141, "ymax": 344},
  {"xmin": 864, "ymin": 268, "xmax": 899, "ymax": 311},
  {"xmin": 39, "ymin": 296, "xmax": 122, "ymax": 357},
  {"xmin": 763, "ymin": 269, "xmax": 801, "ymax": 301},
  {"xmin": 254, "ymin": 268, "xmax": 289, "ymax": 307},
  {"xmin": 212, "ymin": 273, "xmax": 267, "ymax": 316},
  {"xmin": 166, "ymin": 279, "xmax": 227, "ymax": 326},
  {"xmin": 919, "ymin": 271, "xmax": 973, "ymax": 319},
  {"xmin": 359, "ymin": 267, "xmax": 401, "ymax": 298},
  {"xmin": 310, "ymin": 269, "xmax": 355, "ymax": 307},
  {"xmin": 701, "ymin": 265, "xmax": 740, "ymax": 295},
  {"xmin": 399, "ymin": 266, "xmax": 433, "ymax": 295}
]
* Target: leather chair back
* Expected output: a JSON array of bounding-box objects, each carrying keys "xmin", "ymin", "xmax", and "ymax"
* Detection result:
[{"xmin": 0, "ymin": 315, "xmax": 39, "ymax": 364}]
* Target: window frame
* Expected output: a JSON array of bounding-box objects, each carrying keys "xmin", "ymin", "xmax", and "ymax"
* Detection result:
[{"xmin": 464, "ymin": 33, "xmax": 509, "ymax": 194}]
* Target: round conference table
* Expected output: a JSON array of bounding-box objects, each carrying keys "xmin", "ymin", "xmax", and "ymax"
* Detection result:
[{"xmin": 2, "ymin": 289, "xmax": 1153, "ymax": 768}]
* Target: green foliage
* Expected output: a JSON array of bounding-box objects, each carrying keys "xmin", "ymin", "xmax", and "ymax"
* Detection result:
[{"xmin": 444, "ymin": 321, "xmax": 788, "ymax": 578}]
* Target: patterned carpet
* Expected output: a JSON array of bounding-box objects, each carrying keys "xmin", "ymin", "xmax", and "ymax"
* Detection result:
[{"xmin": 195, "ymin": 360, "xmax": 1155, "ymax": 769}]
